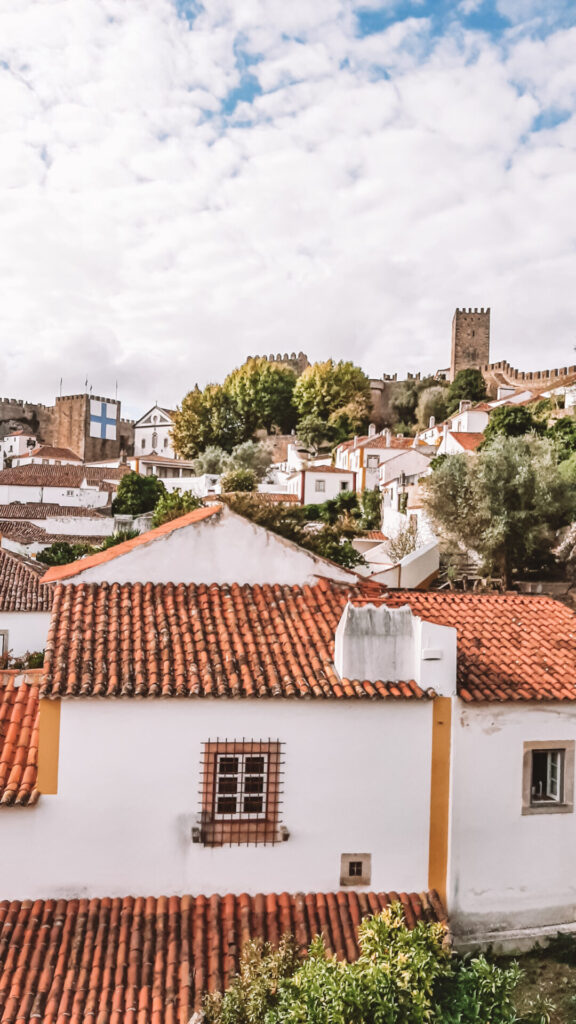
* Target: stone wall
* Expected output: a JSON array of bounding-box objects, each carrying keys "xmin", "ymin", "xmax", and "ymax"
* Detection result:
[{"xmin": 450, "ymin": 308, "xmax": 491, "ymax": 381}]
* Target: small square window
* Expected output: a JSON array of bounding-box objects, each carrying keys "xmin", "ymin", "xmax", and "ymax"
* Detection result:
[
  {"xmin": 315, "ymin": 480, "xmax": 326, "ymax": 493},
  {"xmin": 340, "ymin": 481, "xmax": 349, "ymax": 491},
  {"xmin": 340, "ymin": 853, "xmax": 371, "ymax": 886},
  {"xmin": 367, "ymin": 455, "xmax": 379, "ymax": 469},
  {"xmin": 522, "ymin": 741, "xmax": 574, "ymax": 815}
]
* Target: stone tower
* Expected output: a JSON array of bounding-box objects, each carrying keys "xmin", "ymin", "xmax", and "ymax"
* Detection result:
[{"xmin": 450, "ymin": 307, "xmax": 490, "ymax": 381}]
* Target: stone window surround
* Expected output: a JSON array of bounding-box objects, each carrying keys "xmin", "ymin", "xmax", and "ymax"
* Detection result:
[
  {"xmin": 522, "ymin": 740, "xmax": 575, "ymax": 816},
  {"xmin": 340, "ymin": 852, "xmax": 372, "ymax": 886}
]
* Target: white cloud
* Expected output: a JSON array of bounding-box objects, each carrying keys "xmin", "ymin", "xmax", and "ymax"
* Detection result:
[{"xmin": 0, "ymin": 0, "xmax": 575, "ymax": 418}]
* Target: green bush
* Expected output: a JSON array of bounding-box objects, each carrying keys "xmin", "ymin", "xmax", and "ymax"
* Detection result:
[
  {"xmin": 152, "ymin": 491, "xmax": 203, "ymax": 527},
  {"xmin": 204, "ymin": 904, "xmax": 524, "ymax": 1024},
  {"xmin": 220, "ymin": 468, "xmax": 257, "ymax": 492}
]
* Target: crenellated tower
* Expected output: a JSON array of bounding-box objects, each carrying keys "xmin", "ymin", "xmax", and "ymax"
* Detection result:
[{"xmin": 450, "ymin": 307, "xmax": 490, "ymax": 381}]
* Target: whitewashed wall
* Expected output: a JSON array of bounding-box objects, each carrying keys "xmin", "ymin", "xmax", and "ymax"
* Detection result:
[
  {"xmin": 449, "ymin": 701, "xmax": 576, "ymax": 943},
  {"xmin": 59, "ymin": 508, "xmax": 356, "ymax": 585},
  {"xmin": 0, "ymin": 484, "xmax": 109, "ymax": 508},
  {"xmin": 0, "ymin": 697, "xmax": 433, "ymax": 900},
  {"xmin": 0, "ymin": 612, "xmax": 51, "ymax": 657}
]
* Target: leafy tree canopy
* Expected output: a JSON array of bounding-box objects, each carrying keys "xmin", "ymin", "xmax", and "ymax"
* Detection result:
[
  {"xmin": 36, "ymin": 540, "xmax": 94, "ymax": 567},
  {"xmin": 293, "ymin": 359, "xmax": 371, "ymax": 423},
  {"xmin": 446, "ymin": 369, "xmax": 487, "ymax": 415},
  {"xmin": 151, "ymin": 490, "xmax": 203, "ymax": 528},
  {"xmin": 295, "ymin": 414, "xmax": 337, "ymax": 455},
  {"xmin": 227, "ymin": 440, "xmax": 273, "ymax": 481},
  {"xmin": 422, "ymin": 435, "xmax": 576, "ymax": 586},
  {"xmin": 547, "ymin": 416, "xmax": 576, "ymax": 460},
  {"xmin": 204, "ymin": 903, "xmax": 524, "ymax": 1024},
  {"xmin": 192, "ymin": 445, "xmax": 231, "ymax": 476},
  {"xmin": 482, "ymin": 404, "xmax": 543, "ymax": 443},
  {"xmin": 171, "ymin": 384, "xmax": 246, "ymax": 459},
  {"xmin": 416, "ymin": 386, "xmax": 449, "ymax": 429},
  {"xmin": 220, "ymin": 467, "xmax": 257, "ymax": 492},
  {"xmin": 223, "ymin": 358, "xmax": 297, "ymax": 435},
  {"xmin": 111, "ymin": 471, "xmax": 166, "ymax": 515}
]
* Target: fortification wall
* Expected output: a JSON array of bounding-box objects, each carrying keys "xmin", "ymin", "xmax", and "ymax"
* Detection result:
[
  {"xmin": 249, "ymin": 352, "xmax": 310, "ymax": 376},
  {"xmin": 483, "ymin": 361, "xmax": 576, "ymax": 387}
]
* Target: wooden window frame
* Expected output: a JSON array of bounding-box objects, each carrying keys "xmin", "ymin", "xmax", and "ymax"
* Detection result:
[
  {"xmin": 200, "ymin": 740, "xmax": 284, "ymax": 846},
  {"xmin": 522, "ymin": 740, "xmax": 574, "ymax": 815},
  {"xmin": 340, "ymin": 853, "xmax": 372, "ymax": 886}
]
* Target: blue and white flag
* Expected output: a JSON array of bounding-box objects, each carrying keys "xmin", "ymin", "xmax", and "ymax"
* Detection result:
[{"xmin": 90, "ymin": 400, "xmax": 117, "ymax": 440}]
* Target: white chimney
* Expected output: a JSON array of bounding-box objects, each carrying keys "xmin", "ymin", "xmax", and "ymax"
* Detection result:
[
  {"xmin": 384, "ymin": 428, "xmax": 392, "ymax": 448},
  {"xmin": 368, "ymin": 422, "xmax": 377, "ymax": 437},
  {"xmin": 429, "ymin": 416, "xmax": 435, "ymax": 429},
  {"xmin": 458, "ymin": 400, "xmax": 472, "ymax": 413},
  {"xmin": 333, "ymin": 603, "xmax": 457, "ymax": 697},
  {"xmin": 353, "ymin": 435, "xmax": 358, "ymax": 449}
]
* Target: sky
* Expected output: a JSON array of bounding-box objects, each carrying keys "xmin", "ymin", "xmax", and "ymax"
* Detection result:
[{"xmin": 1, "ymin": 0, "xmax": 576, "ymax": 418}]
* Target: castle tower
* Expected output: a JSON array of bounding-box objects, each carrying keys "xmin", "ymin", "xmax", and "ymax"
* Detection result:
[
  {"xmin": 450, "ymin": 307, "xmax": 490, "ymax": 381},
  {"xmin": 52, "ymin": 394, "xmax": 123, "ymax": 461}
]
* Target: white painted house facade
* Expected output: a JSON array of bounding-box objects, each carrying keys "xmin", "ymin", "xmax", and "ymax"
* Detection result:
[{"xmin": 133, "ymin": 404, "xmax": 176, "ymax": 458}]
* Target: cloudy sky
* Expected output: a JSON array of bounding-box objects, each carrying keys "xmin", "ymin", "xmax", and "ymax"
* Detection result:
[{"xmin": 1, "ymin": 0, "xmax": 576, "ymax": 417}]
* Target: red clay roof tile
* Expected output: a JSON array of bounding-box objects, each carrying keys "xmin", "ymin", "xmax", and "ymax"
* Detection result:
[
  {"xmin": 41, "ymin": 579, "xmax": 428, "ymax": 700},
  {"xmin": 0, "ymin": 550, "xmax": 53, "ymax": 611},
  {"xmin": 0, "ymin": 891, "xmax": 446, "ymax": 1019},
  {"xmin": 448, "ymin": 432, "xmax": 484, "ymax": 451},
  {"xmin": 0, "ymin": 672, "xmax": 41, "ymax": 806}
]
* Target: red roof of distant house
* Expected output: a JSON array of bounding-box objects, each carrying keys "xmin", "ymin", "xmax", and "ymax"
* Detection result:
[
  {"xmin": 0, "ymin": 672, "xmax": 40, "ymax": 806},
  {"xmin": 0, "ymin": 549, "xmax": 53, "ymax": 611},
  {"xmin": 363, "ymin": 531, "xmax": 387, "ymax": 542},
  {"xmin": 0, "ymin": 503, "xmax": 105, "ymax": 520},
  {"xmin": 0, "ymin": 891, "xmax": 446, "ymax": 1015},
  {"xmin": 290, "ymin": 465, "xmax": 355, "ymax": 475},
  {"xmin": 357, "ymin": 435, "xmax": 414, "ymax": 450},
  {"xmin": 448, "ymin": 432, "xmax": 484, "ymax": 452},
  {"xmin": 17, "ymin": 446, "xmax": 82, "ymax": 462},
  {"xmin": 42, "ymin": 505, "xmax": 221, "ymax": 582},
  {"xmin": 0, "ymin": 464, "xmax": 129, "ymax": 488}
]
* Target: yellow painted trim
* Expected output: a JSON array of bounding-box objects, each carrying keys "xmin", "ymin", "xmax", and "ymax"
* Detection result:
[
  {"xmin": 428, "ymin": 697, "xmax": 452, "ymax": 907},
  {"xmin": 37, "ymin": 699, "xmax": 61, "ymax": 794}
]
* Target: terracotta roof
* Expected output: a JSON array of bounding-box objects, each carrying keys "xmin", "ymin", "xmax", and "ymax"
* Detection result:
[
  {"xmin": 363, "ymin": 531, "xmax": 387, "ymax": 541},
  {"xmin": 0, "ymin": 672, "xmax": 40, "ymax": 806},
  {"xmin": 289, "ymin": 465, "xmax": 354, "ymax": 476},
  {"xmin": 0, "ymin": 465, "xmax": 129, "ymax": 488},
  {"xmin": 448, "ymin": 432, "xmax": 484, "ymax": 452},
  {"xmin": 0, "ymin": 890, "xmax": 446, "ymax": 1019},
  {"xmin": 42, "ymin": 506, "xmax": 220, "ymax": 583},
  {"xmin": 0, "ymin": 504, "xmax": 105, "ymax": 520},
  {"xmin": 0, "ymin": 550, "xmax": 53, "ymax": 612},
  {"xmin": 384, "ymin": 591, "xmax": 576, "ymax": 702},
  {"xmin": 17, "ymin": 446, "xmax": 82, "ymax": 462},
  {"xmin": 357, "ymin": 436, "xmax": 414, "ymax": 450},
  {"xmin": 41, "ymin": 579, "xmax": 429, "ymax": 699},
  {"xmin": 0, "ymin": 522, "xmax": 107, "ymax": 549},
  {"xmin": 256, "ymin": 492, "xmax": 300, "ymax": 503}
]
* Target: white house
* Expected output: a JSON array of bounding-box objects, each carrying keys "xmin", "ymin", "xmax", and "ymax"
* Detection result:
[
  {"xmin": 41, "ymin": 504, "xmax": 357, "ymax": 587},
  {"xmin": 437, "ymin": 429, "xmax": 484, "ymax": 456},
  {"xmin": 12, "ymin": 445, "xmax": 82, "ymax": 468},
  {"xmin": 0, "ymin": 548, "xmax": 53, "ymax": 660},
  {"xmin": 133, "ymin": 404, "xmax": 176, "ymax": 457},
  {"xmin": 335, "ymin": 430, "xmax": 416, "ymax": 492},
  {"xmin": 286, "ymin": 466, "xmax": 356, "ymax": 505},
  {"xmin": 0, "ymin": 464, "xmax": 128, "ymax": 510},
  {"xmin": 1, "ymin": 581, "xmax": 575, "ymax": 961},
  {"xmin": 0, "ymin": 431, "xmax": 37, "ymax": 467}
]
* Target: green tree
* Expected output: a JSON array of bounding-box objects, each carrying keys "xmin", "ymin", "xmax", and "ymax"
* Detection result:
[
  {"xmin": 482, "ymin": 405, "xmax": 543, "ymax": 443},
  {"xmin": 391, "ymin": 382, "xmax": 419, "ymax": 426},
  {"xmin": 192, "ymin": 445, "xmax": 231, "ymax": 476},
  {"xmin": 416, "ymin": 386, "xmax": 448, "ymax": 428},
  {"xmin": 229, "ymin": 440, "xmax": 273, "ymax": 481},
  {"xmin": 37, "ymin": 540, "xmax": 94, "ymax": 566},
  {"xmin": 547, "ymin": 416, "xmax": 576, "ymax": 460},
  {"xmin": 98, "ymin": 529, "xmax": 140, "ymax": 550},
  {"xmin": 224, "ymin": 358, "xmax": 297, "ymax": 434},
  {"xmin": 111, "ymin": 472, "xmax": 166, "ymax": 515},
  {"xmin": 446, "ymin": 369, "xmax": 487, "ymax": 415},
  {"xmin": 358, "ymin": 488, "xmax": 382, "ymax": 530},
  {"xmin": 204, "ymin": 904, "xmax": 523, "ymax": 1024},
  {"xmin": 152, "ymin": 490, "xmax": 203, "ymax": 527},
  {"xmin": 295, "ymin": 415, "xmax": 337, "ymax": 455},
  {"xmin": 293, "ymin": 359, "xmax": 371, "ymax": 422},
  {"xmin": 172, "ymin": 385, "xmax": 245, "ymax": 459},
  {"xmin": 220, "ymin": 467, "xmax": 257, "ymax": 492},
  {"xmin": 387, "ymin": 517, "xmax": 420, "ymax": 561},
  {"xmin": 422, "ymin": 435, "xmax": 576, "ymax": 587}
]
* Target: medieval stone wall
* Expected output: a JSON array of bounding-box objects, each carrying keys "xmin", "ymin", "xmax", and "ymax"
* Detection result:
[{"xmin": 450, "ymin": 308, "xmax": 491, "ymax": 381}]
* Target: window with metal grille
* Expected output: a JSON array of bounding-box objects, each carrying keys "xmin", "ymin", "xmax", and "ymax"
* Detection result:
[
  {"xmin": 200, "ymin": 740, "xmax": 284, "ymax": 846},
  {"xmin": 214, "ymin": 752, "xmax": 268, "ymax": 820}
]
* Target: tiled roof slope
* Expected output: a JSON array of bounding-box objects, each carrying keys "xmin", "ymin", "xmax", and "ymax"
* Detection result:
[
  {"xmin": 448, "ymin": 432, "xmax": 484, "ymax": 451},
  {"xmin": 0, "ymin": 672, "xmax": 40, "ymax": 806},
  {"xmin": 0, "ymin": 550, "xmax": 53, "ymax": 612},
  {"xmin": 0, "ymin": 890, "xmax": 446, "ymax": 1021},
  {"xmin": 41, "ymin": 579, "xmax": 428, "ymax": 699},
  {"xmin": 19, "ymin": 446, "xmax": 82, "ymax": 462},
  {"xmin": 0, "ymin": 504, "xmax": 105, "ymax": 520},
  {"xmin": 0, "ymin": 465, "xmax": 129, "ymax": 488},
  {"xmin": 42, "ymin": 505, "xmax": 221, "ymax": 583},
  {"xmin": 385, "ymin": 591, "xmax": 576, "ymax": 702}
]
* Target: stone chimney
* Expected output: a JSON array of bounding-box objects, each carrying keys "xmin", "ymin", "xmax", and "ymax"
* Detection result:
[{"xmin": 333, "ymin": 603, "xmax": 457, "ymax": 696}]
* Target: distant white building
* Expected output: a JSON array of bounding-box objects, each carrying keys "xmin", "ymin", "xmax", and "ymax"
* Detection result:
[
  {"xmin": 12, "ymin": 445, "xmax": 82, "ymax": 468},
  {"xmin": 0, "ymin": 431, "xmax": 37, "ymax": 469},
  {"xmin": 133, "ymin": 405, "xmax": 176, "ymax": 458}
]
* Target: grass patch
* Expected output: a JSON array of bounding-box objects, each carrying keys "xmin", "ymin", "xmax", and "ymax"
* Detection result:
[{"xmin": 496, "ymin": 934, "xmax": 576, "ymax": 1024}]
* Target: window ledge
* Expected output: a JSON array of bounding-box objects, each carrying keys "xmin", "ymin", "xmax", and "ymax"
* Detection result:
[{"xmin": 522, "ymin": 802, "xmax": 574, "ymax": 816}]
